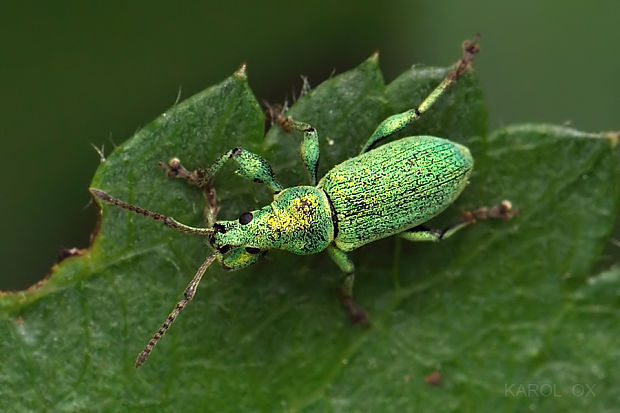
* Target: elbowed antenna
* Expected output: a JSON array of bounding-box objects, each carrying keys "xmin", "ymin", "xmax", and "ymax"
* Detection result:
[
  {"xmin": 90, "ymin": 188, "xmax": 213, "ymax": 236},
  {"xmin": 135, "ymin": 251, "xmax": 219, "ymax": 367}
]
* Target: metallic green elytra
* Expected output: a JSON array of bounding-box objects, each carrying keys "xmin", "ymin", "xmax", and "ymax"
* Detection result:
[
  {"xmin": 90, "ymin": 36, "xmax": 516, "ymax": 367},
  {"xmin": 319, "ymin": 136, "xmax": 472, "ymax": 252}
]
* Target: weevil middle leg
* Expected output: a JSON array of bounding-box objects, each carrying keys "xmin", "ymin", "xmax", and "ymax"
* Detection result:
[{"xmin": 327, "ymin": 246, "xmax": 369, "ymax": 325}]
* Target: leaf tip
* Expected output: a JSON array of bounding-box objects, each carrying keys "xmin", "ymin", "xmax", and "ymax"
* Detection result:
[
  {"xmin": 605, "ymin": 131, "xmax": 619, "ymax": 148},
  {"xmin": 235, "ymin": 62, "xmax": 248, "ymax": 79},
  {"xmin": 356, "ymin": 51, "xmax": 381, "ymax": 72}
]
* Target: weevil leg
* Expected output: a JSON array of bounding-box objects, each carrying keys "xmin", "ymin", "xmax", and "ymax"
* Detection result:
[
  {"xmin": 399, "ymin": 200, "xmax": 516, "ymax": 242},
  {"xmin": 360, "ymin": 35, "xmax": 480, "ymax": 153},
  {"xmin": 159, "ymin": 157, "xmax": 209, "ymax": 188},
  {"xmin": 208, "ymin": 148, "xmax": 283, "ymax": 193},
  {"xmin": 327, "ymin": 246, "xmax": 369, "ymax": 325},
  {"xmin": 296, "ymin": 120, "xmax": 320, "ymax": 186},
  {"xmin": 280, "ymin": 117, "xmax": 320, "ymax": 185},
  {"xmin": 263, "ymin": 100, "xmax": 290, "ymax": 131},
  {"xmin": 264, "ymin": 100, "xmax": 320, "ymax": 185},
  {"xmin": 161, "ymin": 148, "xmax": 283, "ymax": 195},
  {"xmin": 158, "ymin": 158, "xmax": 220, "ymax": 225}
]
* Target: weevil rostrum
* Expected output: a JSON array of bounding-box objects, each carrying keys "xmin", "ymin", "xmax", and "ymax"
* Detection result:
[{"xmin": 91, "ymin": 36, "xmax": 516, "ymax": 367}]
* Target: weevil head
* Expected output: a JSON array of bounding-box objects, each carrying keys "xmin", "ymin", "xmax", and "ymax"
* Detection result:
[
  {"xmin": 210, "ymin": 186, "xmax": 334, "ymax": 268},
  {"xmin": 209, "ymin": 204, "xmax": 272, "ymax": 270}
]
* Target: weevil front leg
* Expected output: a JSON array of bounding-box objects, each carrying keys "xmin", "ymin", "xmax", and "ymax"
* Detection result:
[
  {"xmin": 360, "ymin": 36, "xmax": 480, "ymax": 153},
  {"xmin": 327, "ymin": 246, "xmax": 369, "ymax": 325},
  {"xmin": 271, "ymin": 114, "xmax": 320, "ymax": 185},
  {"xmin": 159, "ymin": 157, "xmax": 208, "ymax": 188},
  {"xmin": 265, "ymin": 100, "xmax": 321, "ymax": 185},
  {"xmin": 399, "ymin": 200, "xmax": 516, "ymax": 242},
  {"xmin": 159, "ymin": 157, "xmax": 220, "ymax": 225},
  {"xmin": 161, "ymin": 148, "xmax": 283, "ymax": 194}
]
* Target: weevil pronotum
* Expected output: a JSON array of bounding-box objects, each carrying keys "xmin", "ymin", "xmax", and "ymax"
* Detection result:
[{"xmin": 91, "ymin": 35, "xmax": 516, "ymax": 367}]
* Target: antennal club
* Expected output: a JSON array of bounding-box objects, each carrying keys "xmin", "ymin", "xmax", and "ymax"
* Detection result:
[
  {"xmin": 90, "ymin": 188, "xmax": 212, "ymax": 236},
  {"xmin": 135, "ymin": 251, "xmax": 219, "ymax": 367}
]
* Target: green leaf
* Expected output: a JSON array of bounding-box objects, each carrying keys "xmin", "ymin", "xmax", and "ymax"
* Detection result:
[{"xmin": 1, "ymin": 57, "xmax": 618, "ymax": 412}]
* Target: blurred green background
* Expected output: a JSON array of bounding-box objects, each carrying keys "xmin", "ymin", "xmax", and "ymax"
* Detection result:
[{"xmin": 1, "ymin": 1, "xmax": 618, "ymax": 290}]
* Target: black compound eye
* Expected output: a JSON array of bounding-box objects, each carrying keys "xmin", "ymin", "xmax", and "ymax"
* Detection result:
[
  {"xmin": 245, "ymin": 247, "xmax": 260, "ymax": 254},
  {"xmin": 218, "ymin": 245, "xmax": 231, "ymax": 254},
  {"xmin": 239, "ymin": 212, "xmax": 253, "ymax": 225}
]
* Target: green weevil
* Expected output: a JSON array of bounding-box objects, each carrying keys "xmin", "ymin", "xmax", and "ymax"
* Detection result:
[{"xmin": 91, "ymin": 36, "xmax": 516, "ymax": 367}]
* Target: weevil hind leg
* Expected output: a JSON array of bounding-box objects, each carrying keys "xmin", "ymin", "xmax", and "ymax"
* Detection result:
[
  {"xmin": 399, "ymin": 200, "xmax": 517, "ymax": 243},
  {"xmin": 327, "ymin": 246, "xmax": 370, "ymax": 326}
]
